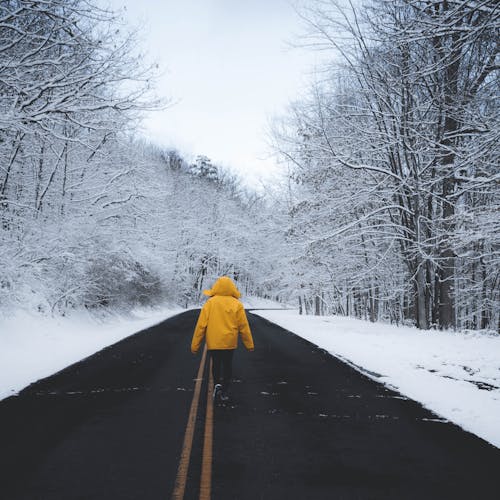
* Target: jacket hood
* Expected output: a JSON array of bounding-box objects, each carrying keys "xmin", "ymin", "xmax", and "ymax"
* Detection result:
[{"xmin": 203, "ymin": 276, "xmax": 241, "ymax": 299}]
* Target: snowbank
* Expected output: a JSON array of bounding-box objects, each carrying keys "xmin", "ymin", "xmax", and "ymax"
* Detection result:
[
  {"xmin": 0, "ymin": 307, "xmax": 185, "ymax": 401},
  {"xmin": 242, "ymin": 296, "xmax": 289, "ymax": 309},
  {"xmin": 254, "ymin": 310, "xmax": 500, "ymax": 449}
]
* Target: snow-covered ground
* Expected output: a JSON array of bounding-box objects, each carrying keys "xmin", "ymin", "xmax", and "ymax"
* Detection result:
[
  {"xmin": 242, "ymin": 296, "xmax": 289, "ymax": 309},
  {"xmin": 254, "ymin": 310, "xmax": 500, "ymax": 449},
  {"xmin": 0, "ymin": 307, "xmax": 184, "ymax": 401}
]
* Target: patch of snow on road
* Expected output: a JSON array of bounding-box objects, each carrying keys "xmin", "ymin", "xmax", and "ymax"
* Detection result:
[
  {"xmin": 254, "ymin": 310, "xmax": 500, "ymax": 449},
  {"xmin": 0, "ymin": 307, "xmax": 185, "ymax": 401}
]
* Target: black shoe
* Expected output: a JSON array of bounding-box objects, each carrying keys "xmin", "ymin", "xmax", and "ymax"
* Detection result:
[
  {"xmin": 213, "ymin": 384, "xmax": 222, "ymax": 401},
  {"xmin": 220, "ymin": 392, "xmax": 230, "ymax": 402}
]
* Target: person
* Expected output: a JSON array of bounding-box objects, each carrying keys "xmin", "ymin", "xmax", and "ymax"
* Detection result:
[{"xmin": 191, "ymin": 276, "xmax": 254, "ymax": 401}]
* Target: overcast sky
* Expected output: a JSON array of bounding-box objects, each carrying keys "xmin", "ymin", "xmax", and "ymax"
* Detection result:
[{"xmin": 101, "ymin": 0, "xmax": 321, "ymax": 186}]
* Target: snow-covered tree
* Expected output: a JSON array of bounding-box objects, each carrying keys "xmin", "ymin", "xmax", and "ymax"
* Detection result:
[{"xmin": 272, "ymin": 0, "xmax": 499, "ymax": 331}]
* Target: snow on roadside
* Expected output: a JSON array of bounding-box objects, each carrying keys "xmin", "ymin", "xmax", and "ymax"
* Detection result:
[
  {"xmin": 254, "ymin": 310, "xmax": 500, "ymax": 449},
  {"xmin": 242, "ymin": 296, "xmax": 289, "ymax": 309},
  {"xmin": 0, "ymin": 307, "xmax": 185, "ymax": 401}
]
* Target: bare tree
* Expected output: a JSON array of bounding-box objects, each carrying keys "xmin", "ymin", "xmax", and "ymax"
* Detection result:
[{"xmin": 272, "ymin": 0, "xmax": 499, "ymax": 330}]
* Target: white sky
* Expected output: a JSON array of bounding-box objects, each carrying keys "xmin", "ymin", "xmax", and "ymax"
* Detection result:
[{"xmin": 101, "ymin": 0, "xmax": 321, "ymax": 186}]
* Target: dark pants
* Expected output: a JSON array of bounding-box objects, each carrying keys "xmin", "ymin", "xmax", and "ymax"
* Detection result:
[{"xmin": 210, "ymin": 349, "xmax": 234, "ymax": 393}]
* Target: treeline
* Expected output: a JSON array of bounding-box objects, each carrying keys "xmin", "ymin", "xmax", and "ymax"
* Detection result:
[
  {"xmin": 143, "ymin": 151, "xmax": 284, "ymax": 308},
  {"xmin": 273, "ymin": 0, "xmax": 499, "ymax": 331},
  {"xmin": 0, "ymin": 0, "xmax": 282, "ymax": 314}
]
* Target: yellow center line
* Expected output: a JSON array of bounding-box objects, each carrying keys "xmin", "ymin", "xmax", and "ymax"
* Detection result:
[
  {"xmin": 200, "ymin": 360, "xmax": 214, "ymax": 500},
  {"xmin": 171, "ymin": 345, "xmax": 207, "ymax": 500}
]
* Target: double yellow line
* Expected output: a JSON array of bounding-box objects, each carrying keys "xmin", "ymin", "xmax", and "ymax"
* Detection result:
[{"xmin": 171, "ymin": 345, "xmax": 214, "ymax": 500}]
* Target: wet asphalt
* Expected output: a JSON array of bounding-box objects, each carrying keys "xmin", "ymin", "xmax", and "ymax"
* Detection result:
[{"xmin": 0, "ymin": 310, "xmax": 499, "ymax": 500}]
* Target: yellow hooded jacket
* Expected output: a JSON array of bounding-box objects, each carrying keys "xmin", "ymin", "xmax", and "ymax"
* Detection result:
[{"xmin": 191, "ymin": 277, "xmax": 254, "ymax": 353}]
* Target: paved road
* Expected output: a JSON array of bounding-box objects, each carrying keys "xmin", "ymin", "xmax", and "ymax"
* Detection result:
[{"xmin": 1, "ymin": 310, "xmax": 498, "ymax": 500}]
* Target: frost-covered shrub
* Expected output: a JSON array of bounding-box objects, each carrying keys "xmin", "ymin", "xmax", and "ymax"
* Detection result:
[{"xmin": 82, "ymin": 253, "xmax": 162, "ymax": 310}]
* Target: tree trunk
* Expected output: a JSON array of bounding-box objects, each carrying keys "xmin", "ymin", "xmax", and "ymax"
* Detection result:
[
  {"xmin": 480, "ymin": 257, "xmax": 489, "ymax": 330},
  {"xmin": 438, "ymin": 181, "xmax": 456, "ymax": 330},
  {"xmin": 314, "ymin": 294, "xmax": 320, "ymax": 316},
  {"xmin": 415, "ymin": 262, "xmax": 429, "ymax": 329}
]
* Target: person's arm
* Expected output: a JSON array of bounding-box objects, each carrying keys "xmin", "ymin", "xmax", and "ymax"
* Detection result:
[
  {"xmin": 191, "ymin": 302, "xmax": 210, "ymax": 353},
  {"xmin": 237, "ymin": 305, "xmax": 254, "ymax": 351}
]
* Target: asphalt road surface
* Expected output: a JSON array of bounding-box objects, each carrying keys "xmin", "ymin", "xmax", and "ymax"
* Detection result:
[{"xmin": 1, "ymin": 310, "xmax": 499, "ymax": 500}]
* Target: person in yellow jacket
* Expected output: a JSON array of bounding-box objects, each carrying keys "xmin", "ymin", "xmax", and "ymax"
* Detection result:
[{"xmin": 191, "ymin": 276, "xmax": 254, "ymax": 401}]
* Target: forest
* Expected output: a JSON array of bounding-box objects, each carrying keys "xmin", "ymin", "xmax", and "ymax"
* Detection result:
[{"xmin": 0, "ymin": 0, "xmax": 498, "ymax": 332}]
